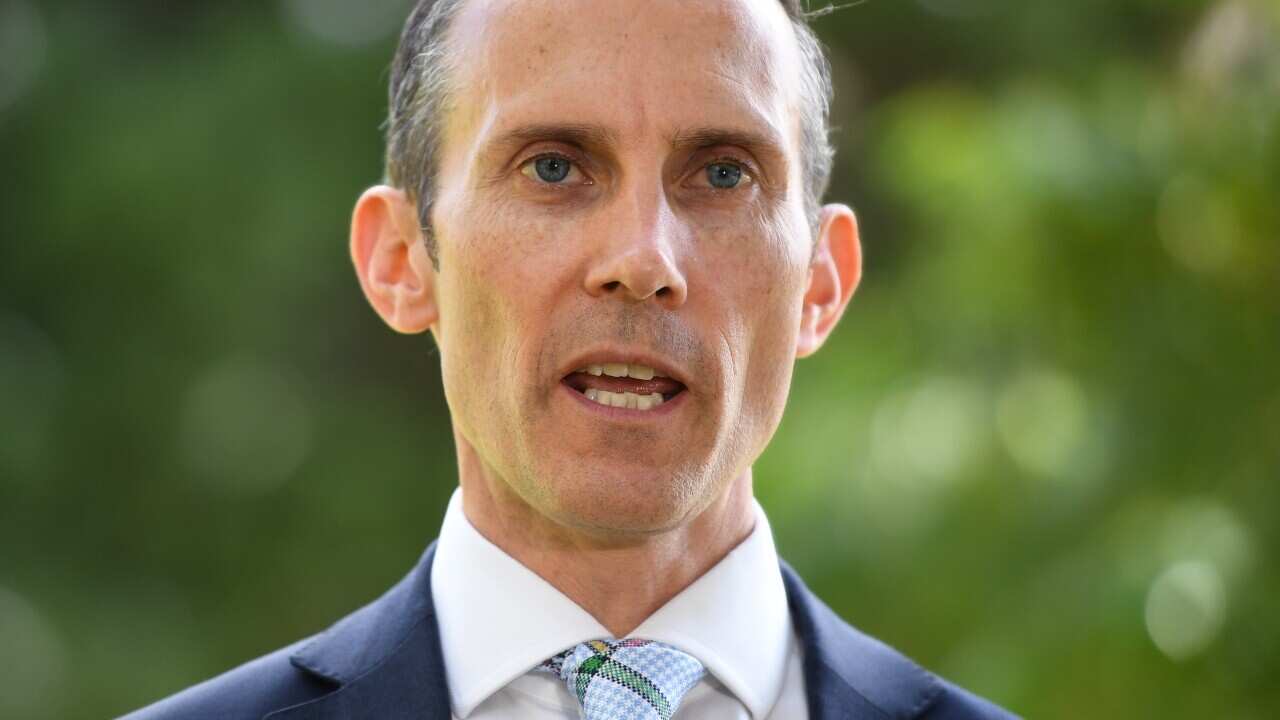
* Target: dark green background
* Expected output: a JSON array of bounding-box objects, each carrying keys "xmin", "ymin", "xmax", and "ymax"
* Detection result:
[{"xmin": 1, "ymin": 0, "xmax": 1277, "ymax": 717}]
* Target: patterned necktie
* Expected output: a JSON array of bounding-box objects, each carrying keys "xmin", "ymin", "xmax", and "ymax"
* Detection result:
[{"xmin": 539, "ymin": 638, "xmax": 705, "ymax": 720}]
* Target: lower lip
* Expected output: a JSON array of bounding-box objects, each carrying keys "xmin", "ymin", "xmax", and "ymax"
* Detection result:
[{"xmin": 558, "ymin": 380, "xmax": 688, "ymax": 419}]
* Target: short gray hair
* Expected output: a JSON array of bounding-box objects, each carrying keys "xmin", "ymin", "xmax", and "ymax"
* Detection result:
[{"xmin": 385, "ymin": 0, "xmax": 835, "ymax": 266}]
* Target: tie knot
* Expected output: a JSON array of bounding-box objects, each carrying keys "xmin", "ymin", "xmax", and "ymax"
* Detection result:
[{"xmin": 540, "ymin": 638, "xmax": 705, "ymax": 720}]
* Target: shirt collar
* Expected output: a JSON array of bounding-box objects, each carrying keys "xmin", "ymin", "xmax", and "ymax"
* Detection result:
[{"xmin": 430, "ymin": 487, "xmax": 792, "ymax": 719}]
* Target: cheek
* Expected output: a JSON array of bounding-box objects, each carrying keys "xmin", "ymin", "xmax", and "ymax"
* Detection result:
[
  {"xmin": 435, "ymin": 197, "xmax": 575, "ymax": 406},
  {"xmin": 697, "ymin": 210, "xmax": 809, "ymax": 342},
  {"xmin": 434, "ymin": 204, "xmax": 519, "ymax": 418},
  {"xmin": 449, "ymin": 194, "xmax": 580, "ymax": 295},
  {"xmin": 695, "ymin": 213, "xmax": 808, "ymax": 426}
]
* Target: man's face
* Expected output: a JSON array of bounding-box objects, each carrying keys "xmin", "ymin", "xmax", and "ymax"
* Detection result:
[{"xmin": 429, "ymin": 0, "xmax": 819, "ymax": 534}]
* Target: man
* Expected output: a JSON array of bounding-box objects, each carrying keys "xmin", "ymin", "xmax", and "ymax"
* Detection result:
[{"xmin": 127, "ymin": 0, "xmax": 1016, "ymax": 717}]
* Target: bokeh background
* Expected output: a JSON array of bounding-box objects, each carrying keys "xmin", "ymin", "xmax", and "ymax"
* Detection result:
[{"xmin": 1, "ymin": 0, "xmax": 1277, "ymax": 717}]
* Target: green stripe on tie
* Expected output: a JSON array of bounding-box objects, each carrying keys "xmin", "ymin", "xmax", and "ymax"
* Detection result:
[
  {"xmin": 598, "ymin": 658, "xmax": 672, "ymax": 720},
  {"xmin": 575, "ymin": 653, "xmax": 606, "ymax": 703}
]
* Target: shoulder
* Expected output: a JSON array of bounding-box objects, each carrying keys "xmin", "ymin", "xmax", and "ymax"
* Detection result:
[
  {"xmin": 119, "ymin": 639, "xmax": 336, "ymax": 720},
  {"xmin": 779, "ymin": 559, "xmax": 1019, "ymax": 720},
  {"xmin": 920, "ymin": 678, "xmax": 1019, "ymax": 720},
  {"xmin": 119, "ymin": 543, "xmax": 444, "ymax": 720}
]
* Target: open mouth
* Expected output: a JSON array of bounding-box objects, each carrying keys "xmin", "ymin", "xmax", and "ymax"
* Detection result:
[{"xmin": 561, "ymin": 362, "xmax": 687, "ymax": 411}]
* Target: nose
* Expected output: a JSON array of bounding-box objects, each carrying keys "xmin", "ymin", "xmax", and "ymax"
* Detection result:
[{"xmin": 583, "ymin": 185, "xmax": 689, "ymax": 309}]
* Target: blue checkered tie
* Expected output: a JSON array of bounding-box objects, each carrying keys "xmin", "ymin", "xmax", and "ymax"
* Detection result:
[{"xmin": 539, "ymin": 638, "xmax": 705, "ymax": 720}]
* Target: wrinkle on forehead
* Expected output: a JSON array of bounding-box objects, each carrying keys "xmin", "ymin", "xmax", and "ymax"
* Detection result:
[{"xmin": 441, "ymin": 0, "xmax": 804, "ymax": 172}]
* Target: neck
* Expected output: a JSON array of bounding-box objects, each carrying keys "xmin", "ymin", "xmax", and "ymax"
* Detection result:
[{"xmin": 454, "ymin": 435, "xmax": 756, "ymax": 638}]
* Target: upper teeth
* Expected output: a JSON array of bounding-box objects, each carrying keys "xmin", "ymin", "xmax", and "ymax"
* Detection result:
[{"xmin": 579, "ymin": 363, "xmax": 665, "ymax": 380}]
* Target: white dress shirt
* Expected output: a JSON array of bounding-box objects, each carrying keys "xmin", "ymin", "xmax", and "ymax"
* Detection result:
[{"xmin": 430, "ymin": 487, "xmax": 810, "ymax": 719}]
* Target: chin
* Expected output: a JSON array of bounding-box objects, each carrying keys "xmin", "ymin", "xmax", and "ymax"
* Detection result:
[{"xmin": 540, "ymin": 463, "xmax": 710, "ymax": 536}]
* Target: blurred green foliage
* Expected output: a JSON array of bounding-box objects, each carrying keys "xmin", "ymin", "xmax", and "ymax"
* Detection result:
[{"xmin": 1, "ymin": 0, "xmax": 1277, "ymax": 717}]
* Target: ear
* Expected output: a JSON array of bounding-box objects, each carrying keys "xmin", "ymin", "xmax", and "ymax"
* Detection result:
[
  {"xmin": 350, "ymin": 185, "xmax": 437, "ymax": 334},
  {"xmin": 796, "ymin": 203, "xmax": 862, "ymax": 358}
]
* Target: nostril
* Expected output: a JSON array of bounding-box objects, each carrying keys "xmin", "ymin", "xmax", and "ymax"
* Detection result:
[
  {"xmin": 603, "ymin": 281, "xmax": 621, "ymax": 292},
  {"xmin": 656, "ymin": 287, "xmax": 670, "ymax": 298}
]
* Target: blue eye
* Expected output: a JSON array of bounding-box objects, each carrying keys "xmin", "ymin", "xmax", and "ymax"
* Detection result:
[
  {"xmin": 706, "ymin": 162, "xmax": 743, "ymax": 189},
  {"xmin": 534, "ymin": 155, "xmax": 571, "ymax": 183}
]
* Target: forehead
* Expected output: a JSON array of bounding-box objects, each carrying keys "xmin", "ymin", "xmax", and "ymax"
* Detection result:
[{"xmin": 445, "ymin": 0, "xmax": 802, "ymax": 154}]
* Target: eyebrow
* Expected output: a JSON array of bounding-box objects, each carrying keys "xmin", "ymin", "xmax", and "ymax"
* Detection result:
[
  {"xmin": 669, "ymin": 126, "xmax": 787, "ymax": 161},
  {"xmin": 481, "ymin": 123, "xmax": 621, "ymax": 160}
]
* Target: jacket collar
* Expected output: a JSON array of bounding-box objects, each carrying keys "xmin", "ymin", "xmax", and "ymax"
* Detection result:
[
  {"xmin": 271, "ymin": 543, "xmax": 943, "ymax": 720},
  {"xmin": 780, "ymin": 559, "xmax": 944, "ymax": 719},
  {"xmin": 266, "ymin": 542, "xmax": 450, "ymax": 719}
]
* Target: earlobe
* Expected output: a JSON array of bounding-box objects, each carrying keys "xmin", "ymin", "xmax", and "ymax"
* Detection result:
[
  {"xmin": 796, "ymin": 204, "xmax": 861, "ymax": 358},
  {"xmin": 350, "ymin": 185, "xmax": 438, "ymax": 334}
]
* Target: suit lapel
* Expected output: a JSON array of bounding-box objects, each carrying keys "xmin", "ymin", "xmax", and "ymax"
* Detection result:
[
  {"xmin": 266, "ymin": 542, "xmax": 452, "ymax": 720},
  {"xmin": 781, "ymin": 559, "xmax": 944, "ymax": 720}
]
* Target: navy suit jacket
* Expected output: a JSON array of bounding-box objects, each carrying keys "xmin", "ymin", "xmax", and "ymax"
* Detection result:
[{"xmin": 123, "ymin": 542, "xmax": 1017, "ymax": 719}]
